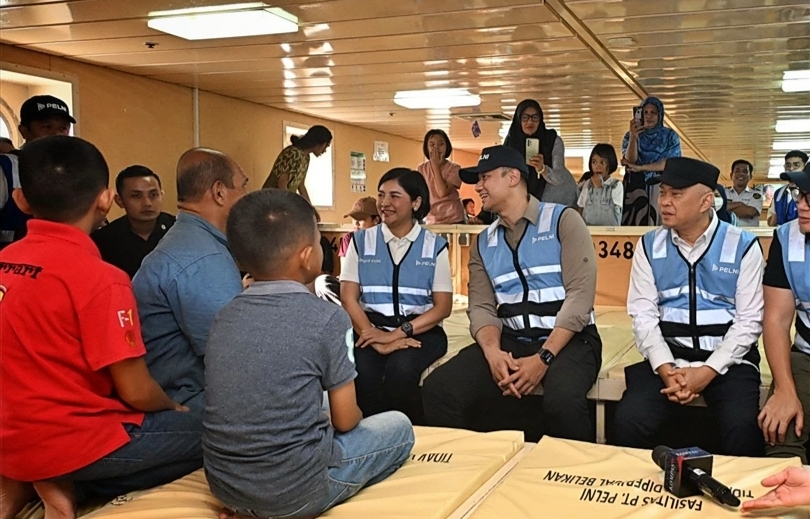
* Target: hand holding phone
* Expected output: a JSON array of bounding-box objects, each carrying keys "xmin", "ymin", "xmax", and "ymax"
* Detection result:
[{"xmin": 525, "ymin": 138, "xmax": 540, "ymax": 164}]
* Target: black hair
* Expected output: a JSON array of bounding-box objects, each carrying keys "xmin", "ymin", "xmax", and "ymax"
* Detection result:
[
  {"xmin": 227, "ymin": 189, "xmax": 319, "ymax": 277},
  {"xmin": 176, "ymin": 151, "xmax": 235, "ymax": 203},
  {"xmin": 785, "ymin": 150, "xmax": 809, "ymax": 164},
  {"xmin": 291, "ymin": 125, "xmax": 332, "ymax": 150},
  {"xmin": 377, "ymin": 167, "xmax": 431, "ymax": 221},
  {"xmin": 422, "ymin": 129, "xmax": 453, "ymax": 159},
  {"xmin": 589, "ymin": 143, "xmax": 618, "ymax": 174},
  {"xmin": 731, "ymin": 159, "xmax": 754, "ymax": 174},
  {"xmin": 462, "ymin": 198, "xmax": 474, "ymax": 208},
  {"xmin": 0, "ymin": 137, "xmax": 12, "ymax": 146},
  {"xmin": 18, "ymin": 135, "xmax": 108, "ymax": 222},
  {"xmin": 115, "ymin": 165, "xmax": 162, "ymax": 195}
]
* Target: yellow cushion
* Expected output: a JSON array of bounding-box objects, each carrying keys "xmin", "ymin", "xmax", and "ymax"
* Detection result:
[
  {"xmin": 17, "ymin": 427, "xmax": 524, "ymax": 519},
  {"xmin": 469, "ymin": 437, "xmax": 802, "ymax": 519}
]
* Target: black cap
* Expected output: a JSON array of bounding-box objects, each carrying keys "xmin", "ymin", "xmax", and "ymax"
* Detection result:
[
  {"xmin": 647, "ymin": 157, "xmax": 720, "ymax": 189},
  {"xmin": 20, "ymin": 95, "xmax": 76, "ymax": 126},
  {"xmin": 459, "ymin": 145, "xmax": 529, "ymax": 185},
  {"xmin": 780, "ymin": 162, "xmax": 810, "ymax": 192}
]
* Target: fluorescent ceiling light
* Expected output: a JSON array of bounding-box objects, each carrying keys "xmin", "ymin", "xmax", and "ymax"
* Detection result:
[
  {"xmin": 773, "ymin": 140, "xmax": 810, "ymax": 151},
  {"xmin": 782, "ymin": 70, "xmax": 810, "ymax": 93},
  {"xmin": 393, "ymin": 88, "xmax": 481, "ymax": 110},
  {"xmin": 769, "ymin": 166, "xmax": 786, "ymax": 178},
  {"xmin": 148, "ymin": 3, "xmax": 298, "ymax": 41},
  {"xmin": 776, "ymin": 119, "xmax": 810, "ymax": 133}
]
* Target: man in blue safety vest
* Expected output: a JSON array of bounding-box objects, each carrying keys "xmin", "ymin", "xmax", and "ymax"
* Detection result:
[
  {"xmin": 1, "ymin": 95, "xmax": 75, "ymax": 248},
  {"xmin": 614, "ymin": 157, "xmax": 764, "ymax": 456},
  {"xmin": 422, "ymin": 145, "xmax": 602, "ymax": 442}
]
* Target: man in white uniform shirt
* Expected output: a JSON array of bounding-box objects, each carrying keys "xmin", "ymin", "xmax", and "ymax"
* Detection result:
[
  {"xmin": 725, "ymin": 159, "xmax": 763, "ymax": 227},
  {"xmin": 614, "ymin": 157, "xmax": 765, "ymax": 457}
]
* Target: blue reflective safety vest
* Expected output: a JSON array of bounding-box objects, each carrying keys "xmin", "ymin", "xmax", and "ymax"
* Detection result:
[
  {"xmin": 478, "ymin": 202, "xmax": 594, "ymax": 338},
  {"xmin": 778, "ymin": 220, "xmax": 810, "ymax": 354},
  {"xmin": 0, "ymin": 153, "xmax": 29, "ymax": 245},
  {"xmin": 355, "ymin": 224, "xmax": 447, "ymax": 328},
  {"xmin": 773, "ymin": 185, "xmax": 798, "ymax": 226},
  {"xmin": 642, "ymin": 220, "xmax": 759, "ymax": 364}
]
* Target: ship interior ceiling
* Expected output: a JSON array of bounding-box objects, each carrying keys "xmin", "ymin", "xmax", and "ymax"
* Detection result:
[{"xmin": 0, "ymin": 0, "xmax": 808, "ymax": 181}]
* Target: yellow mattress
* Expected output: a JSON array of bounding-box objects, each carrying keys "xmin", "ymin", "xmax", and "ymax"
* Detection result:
[
  {"xmin": 468, "ymin": 436, "xmax": 808, "ymax": 519},
  {"xmin": 16, "ymin": 427, "xmax": 524, "ymax": 519}
]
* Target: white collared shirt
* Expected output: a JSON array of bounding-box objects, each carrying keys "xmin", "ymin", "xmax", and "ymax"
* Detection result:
[
  {"xmin": 627, "ymin": 212, "xmax": 764, "ymax": 374},
  {"xmin": 340, "ymin": 222, "xmax": 453, "ymax": 293},
  {"xmin": 725, "ymin": 186, "xmax": 763, "ymax": 227}
]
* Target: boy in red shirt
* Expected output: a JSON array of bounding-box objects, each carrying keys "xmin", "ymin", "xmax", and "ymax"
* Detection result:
[{"xmin": 0, "ymin": 135, "xmax": 202, "ymax": 519}]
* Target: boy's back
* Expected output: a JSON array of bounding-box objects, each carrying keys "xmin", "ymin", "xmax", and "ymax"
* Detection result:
[
  {"xmin": 203, "ymin": 280, "xmax": 356, "ymax": 513},
  {"xmin": 0, "ymin": 220, "xmax": 146, "ymax": 480}
]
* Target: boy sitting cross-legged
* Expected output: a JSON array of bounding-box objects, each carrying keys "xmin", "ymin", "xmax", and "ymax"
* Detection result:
[
  {"xmin": 0, "ymin": 136, "xmax": 202, "ymax": 519},
  {"xmin": 204, "ymin": 189, "xmax": 414, "ymax": 519}
]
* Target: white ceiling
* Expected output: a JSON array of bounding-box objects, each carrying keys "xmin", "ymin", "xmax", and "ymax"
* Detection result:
[{"xmin": 1, "ymin": 0, "xmax": 808, "ymax": 179}]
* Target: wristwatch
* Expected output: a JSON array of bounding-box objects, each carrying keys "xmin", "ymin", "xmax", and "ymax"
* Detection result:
[
  {"xmin": 400, "ymin": 321, "xmax": 414, "ymax": 338},
  {"xmin": 538, "ymin": 348, "xmax": 556, "ymax": 366}
]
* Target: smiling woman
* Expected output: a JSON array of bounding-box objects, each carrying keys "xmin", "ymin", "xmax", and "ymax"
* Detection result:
[{"xmin": 339, "ymin": 168, "xmax": 453, "ymax": 424}]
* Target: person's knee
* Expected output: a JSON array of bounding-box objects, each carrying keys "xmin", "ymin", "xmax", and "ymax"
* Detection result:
[
  {"xmin": 375, "ymin": 411, "xmax": 415, "ymax": 449},
  {"xmin": 542, "ymin": 385, "xmax": 589, "ymax": 420}
]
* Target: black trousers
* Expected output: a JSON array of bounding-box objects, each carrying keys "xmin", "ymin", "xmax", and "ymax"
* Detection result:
[
  {"xmin": 354, "ymin": 326, "xmax": 447, "ymax": 424},
  {"xmin": 613, "ymin": 361, "xmax": 763, "ymax": 457},
  {"xmin": 421, "ymin": 326, "xmax": 602, "ymax": 442}
]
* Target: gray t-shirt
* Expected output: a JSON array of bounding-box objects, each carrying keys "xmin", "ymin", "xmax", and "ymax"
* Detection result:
[{"xmin": 203, "ymin": 281, "xmax": 356, "ymax": 515}]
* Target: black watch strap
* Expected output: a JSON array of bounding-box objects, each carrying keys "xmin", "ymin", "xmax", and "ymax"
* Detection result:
[
  {"xmin": 538, "ymin": 348, "xmax": 556, "ymax": 366},
  {"xmin": 400, "ymin": 321, "xmax": 414, "ymax": 338}
]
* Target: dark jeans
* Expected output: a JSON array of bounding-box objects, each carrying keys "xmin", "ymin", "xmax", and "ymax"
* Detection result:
[
  {"xmin": 422, "ymin": 326, "xmax": 602, "ymax": 442},
  {"xmin": 613, "ymin": 361, "xmax": 763, "ymax": 457},
  {"xmin": 354, "ymin": 326, "xmax": 447, "ymax": 424},
  {"xmin": 57, "ymin": 408, "xmax": 204, "ymax": 502}
]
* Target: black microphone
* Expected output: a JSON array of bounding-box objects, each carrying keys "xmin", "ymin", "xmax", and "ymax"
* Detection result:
[{"xmin": 652, "ymin": 445, "xmax": 740, "ymax": 507}]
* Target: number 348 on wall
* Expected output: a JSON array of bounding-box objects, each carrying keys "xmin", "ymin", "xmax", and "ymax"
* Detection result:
[{"xmin": 596, "ymin": 240, "xmax": 634, "ymax": 260}]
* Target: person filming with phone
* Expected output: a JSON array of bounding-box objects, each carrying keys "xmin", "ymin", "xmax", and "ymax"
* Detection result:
[
  {"xmin": 504, "ymin": 99, "xmax": 577, "ymax": 209},
  {"xmin": 622, "ymin": 97, "xmax": 682, "ymax": 226}
]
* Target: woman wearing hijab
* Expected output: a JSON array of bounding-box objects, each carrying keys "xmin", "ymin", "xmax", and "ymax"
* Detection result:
[
  {"xmin": 504, "ymin": 99, "xmax": 577, "ymax": 207},
  {"xmin": 621, "ymin": 97, "xmax": 682, "ymax": 225}
]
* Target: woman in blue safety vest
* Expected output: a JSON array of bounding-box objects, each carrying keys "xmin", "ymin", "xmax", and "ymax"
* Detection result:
[{"xmin": 340, "ymin": 168, "xmax": 453, "ymax": 423}]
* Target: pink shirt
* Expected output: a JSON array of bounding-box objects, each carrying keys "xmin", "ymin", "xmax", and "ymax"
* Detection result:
[{"xmin": 416, "ymin": 160, "xmax": 465, "ymax": 224}]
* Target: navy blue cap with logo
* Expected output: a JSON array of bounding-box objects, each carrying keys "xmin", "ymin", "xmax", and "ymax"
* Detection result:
[
  {"xmin": 781, "ymin": 161, "xmax": 810, "ymax": 193},
  {"xmin": 459, "ymin": 145, "xmax": 529, "ymax": 185},
  {"xmin": 646, "ymin": 157, "xmax": 720, "ymax": 190},
  {"xmin": 20, "ymin": 95, "xmax": 76, "ymax": 126}
]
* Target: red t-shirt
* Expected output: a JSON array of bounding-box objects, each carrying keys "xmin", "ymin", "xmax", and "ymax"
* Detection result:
[{"xmin": 0, "ymin": 220, "xmax": 146, "ymax": 481}]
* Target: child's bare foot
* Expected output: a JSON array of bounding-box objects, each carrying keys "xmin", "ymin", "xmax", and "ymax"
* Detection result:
[
  {"xmin": 0, "ymin": 476, "xmax": 36, "ymax": 519},
  {"xmin": 32, "ymin": 481, "xmax": 75, "ymax": 519}
]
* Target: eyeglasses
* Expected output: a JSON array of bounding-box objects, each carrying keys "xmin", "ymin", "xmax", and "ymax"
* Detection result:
[
  {"xmin": 790, "ymin": 187, "xmax": 810, "ymax": 205},
  {"xmin": 785, "ymin": 162, "xmax": 805, "ymax": 171},
  {"xmin": 520, "ymin": 114, "xmax": 541, "ymax": 123}
]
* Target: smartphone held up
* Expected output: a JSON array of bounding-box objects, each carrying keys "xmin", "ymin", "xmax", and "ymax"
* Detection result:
[{"xmin": 525, "ymin": 138, "xmax": 540, "ymax": 165}]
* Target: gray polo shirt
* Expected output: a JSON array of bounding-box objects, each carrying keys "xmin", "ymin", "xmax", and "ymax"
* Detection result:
[{"xmin": 203, "ymin": 281, "xmax": 356, "ymax": 515}]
